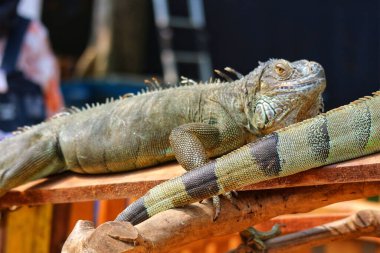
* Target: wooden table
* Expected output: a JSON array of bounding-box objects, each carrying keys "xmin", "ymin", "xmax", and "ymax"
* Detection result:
[
  {"xmin": 2, "ymin": 153, "xmax": 380, "ymax": 208},
  {"xmin": 1, "ymin": 153, "xmax": 380, "ymax": 253}
]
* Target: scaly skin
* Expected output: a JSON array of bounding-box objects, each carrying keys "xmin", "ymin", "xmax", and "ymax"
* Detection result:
[
  {"xmin": 116, "ymin": 91, "xmax": 380, "ymax": 225},
  {"xmin": 0, "ymin": 59, "xmax": 325, "ymax": 197}
]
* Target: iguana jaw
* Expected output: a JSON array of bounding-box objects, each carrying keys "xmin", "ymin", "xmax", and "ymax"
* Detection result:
[{"xmin": 245, "ymin": 59, "xmax": 326, "ymax": 136}]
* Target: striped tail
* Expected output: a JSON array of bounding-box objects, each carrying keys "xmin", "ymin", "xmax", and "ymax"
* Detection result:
[{"xmin": 116, "ymin": 92, "xmax": 380, "ymax": 225}]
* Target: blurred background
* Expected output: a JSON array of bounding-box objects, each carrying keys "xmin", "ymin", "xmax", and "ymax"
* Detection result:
[
  {"xmin": 2, "ymin": 0, "xmax": 380, "ymax": 252},
  {"xmin": 38, "ymin": 0, "xmax": 379, "ymax": 111}
]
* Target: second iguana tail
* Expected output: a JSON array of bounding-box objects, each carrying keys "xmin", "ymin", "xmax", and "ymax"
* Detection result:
[{"xmin": 116, "ymin": 91, "xmax": 380, "ymax": 225}]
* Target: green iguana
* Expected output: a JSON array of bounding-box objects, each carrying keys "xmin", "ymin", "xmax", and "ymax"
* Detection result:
[
  {"xmin": 116, "ymin": 89, "xmax": 380, "ymax": 225},
  {"xmin": 0, "ymin": 59, "xmax": 325, "ymax": 200}
]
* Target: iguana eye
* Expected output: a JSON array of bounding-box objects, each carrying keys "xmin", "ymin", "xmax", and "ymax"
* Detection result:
[{"xmin": 274, "ymin": 62, "xmax": 291, "ymax": 79}]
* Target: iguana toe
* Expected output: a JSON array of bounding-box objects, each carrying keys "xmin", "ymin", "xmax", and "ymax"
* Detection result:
[
  {"xmin": 212, "ymin": 195, "xmax": 221, "ymax": 221},
  {"xmin": 212, "ymin": 191, "xmax": 240, "ymax": 221},
  {"xmin": 224, "ymin": 191, "xmax": 240, "ymax": 210}
]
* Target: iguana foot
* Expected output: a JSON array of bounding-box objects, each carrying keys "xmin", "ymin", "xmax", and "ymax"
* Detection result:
[
  {"xmin": 239, "ymin": 224, "xmax": 282, "ymax": 251},
  {"xmin": 212, "ymin": 191, "xmax": 240, "ymax": 221}
]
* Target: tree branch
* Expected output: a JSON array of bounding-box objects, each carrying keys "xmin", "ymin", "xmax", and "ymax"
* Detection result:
[
  {"xmin": 62, "ymin": 182, "xmax": 380, "ymax": 253},
  {"xmin": 230, "ymin": 209, "xmax": 380, "ymax": 253}
]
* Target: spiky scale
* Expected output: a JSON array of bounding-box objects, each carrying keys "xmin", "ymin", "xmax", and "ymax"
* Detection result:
[
  {"xmin": 214, "ymin": 69, "xmax": 234, "ymax": 82},
  {"xmin": 224, "ymin": 67, "xmax": 244, "ymax": 79}
]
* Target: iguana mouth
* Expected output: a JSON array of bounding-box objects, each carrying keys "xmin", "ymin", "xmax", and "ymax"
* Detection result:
[
  {"xmin": 278, "ymin": 78, "xmax": 325, "ymax": 90},
  {"xmin": 275, "ymin": 67, "xmax": 326, "ymax": 91}
]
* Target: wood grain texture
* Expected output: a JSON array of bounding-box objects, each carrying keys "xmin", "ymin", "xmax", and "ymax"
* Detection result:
[
  {"xmin": 3, "ymin": 205, "xmax": 52, "ymax": 253},
  {"xmin": 1, "ymin": 153, "xmax": 380, "ymax": 208},
  {"xmin": 50, "ymin": 204, "xmax": 72, "ymax": 253},
  {"xmin": 62, "ymin": 182, "xmax": 380, "ymax": 252}
]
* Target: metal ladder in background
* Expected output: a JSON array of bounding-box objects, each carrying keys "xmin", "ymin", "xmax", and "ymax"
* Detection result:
[{"xmin": 152, "ymin": 0, "xmax": 212, "ymax": 83}]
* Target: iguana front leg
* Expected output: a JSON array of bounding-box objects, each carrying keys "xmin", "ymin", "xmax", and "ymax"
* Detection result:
[
  {"xmin": 169, "ymin": 116, "xmax": 245, "ymax": 217},
  {"xmin": 169, "ymin": 103, "xmax": 246, "ymax": 172},
  {"xmin": 169, "ymin": 123, "xmax": 220, "ymax": 171}
]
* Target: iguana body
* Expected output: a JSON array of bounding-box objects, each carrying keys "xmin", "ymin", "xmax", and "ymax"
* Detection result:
[
  {"xmin": 0, "ymin": 59, "xmax": 325, "ymax": 197},
  {"xmin": 116, "ymin": 91, "xmax": 380, "ymax": 225}
]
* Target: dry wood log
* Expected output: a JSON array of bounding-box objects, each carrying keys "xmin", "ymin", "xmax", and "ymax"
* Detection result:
[{"xmin": 62, "ymin": 182, "xmax": 380, "ymax": 253}]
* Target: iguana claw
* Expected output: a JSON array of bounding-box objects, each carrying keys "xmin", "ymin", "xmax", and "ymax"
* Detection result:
[
  {"xmin": 212, "ymin": 191, "xmax": 240, "ymax": 221},
  {"xmin": 225, "ymin": 190, "xmax": 240, "ymax": 208},
  {"xmin": 212, "ymin": 195, "xmax": 221, "ymax": 221}
]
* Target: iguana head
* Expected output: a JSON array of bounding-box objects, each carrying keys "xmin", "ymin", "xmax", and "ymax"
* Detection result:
[{"xmin": 244, "ymin": 59, "xmax": 326, "ymax": 135}]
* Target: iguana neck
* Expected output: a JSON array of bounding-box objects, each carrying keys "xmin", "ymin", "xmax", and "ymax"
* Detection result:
[{"xmin": 208, "ymin": 80, "xmax": 249, "ymax": 131}]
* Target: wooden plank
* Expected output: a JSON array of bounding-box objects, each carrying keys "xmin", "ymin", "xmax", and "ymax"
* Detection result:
[
  {"xmin": 0, "ymin": 163, "xmax": 183, "ymax": 209},
  {"xmin": 3, "ymin": 205, "xmax": 52, "ymax": 253},
  {"xmin": 1, "ymin": 153, "xmax": 380, "ymax": 208}
]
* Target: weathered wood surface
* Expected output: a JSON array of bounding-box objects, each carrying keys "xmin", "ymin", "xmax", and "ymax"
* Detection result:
[
  {"xmin": 1, "ymin": 153, "xmax": 380, "ymax": 208},
  {"xmin": 62, "ymin": 182, "xmax": 380, "ymax": 253},
  {"xmin": 3, "ymin": 205, "xmax": 52, "ymax": 253}
]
